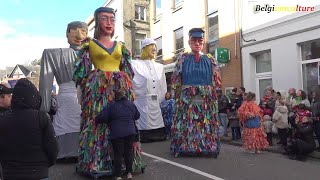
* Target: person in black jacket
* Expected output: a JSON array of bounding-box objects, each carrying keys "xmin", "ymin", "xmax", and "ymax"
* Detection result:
[
  {"xmin": 96, "ymin": 89, "xmax": 139, "ymax": 180},
  {"xmin": 285, "ymin": 111, "xmax": 316, "ymax": 161},
  {"xmin": 0, "ymin": 78, "xmax": 59, "ymax": 180},
  {"xmin": 217, "ymin": 89, "xmax": 229, "ymax": 137}
]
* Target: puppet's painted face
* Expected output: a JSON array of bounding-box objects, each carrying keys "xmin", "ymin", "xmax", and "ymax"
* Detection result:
[
  {"xmin": 142, "ymin": 44, "xmax": 157, "ymax": 60},
  {"xmin": 67, "ymin": 27, "xmax": 88, "ymax": 46},
  {"xmin": 98, "ymin": 12, "xmax": 115, "ymax": 37},
  {"xmin": 188, "ymin": 37, "xmax": 204, "ymax": 53}
]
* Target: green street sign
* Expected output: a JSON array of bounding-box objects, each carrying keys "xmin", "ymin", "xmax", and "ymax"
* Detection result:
[{"xmin": 215, "ymin": 48, "xmax": 230, "ymax": 63}]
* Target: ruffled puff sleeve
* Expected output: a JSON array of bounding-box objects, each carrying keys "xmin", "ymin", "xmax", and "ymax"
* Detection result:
[
  {"xmin": 238, "ymin": 101, "xmax": 263, "ymax": 123},
  {"xmin": 119, "ymin": 42, "xmax": 134, "ymax": 79},
  {"xmin": 73, "ymin": 37, "xmax": 93, "ymax": 86},
  {"xmin": 207, "ymin": 54, "xmax": 221, "ymax": 89}
]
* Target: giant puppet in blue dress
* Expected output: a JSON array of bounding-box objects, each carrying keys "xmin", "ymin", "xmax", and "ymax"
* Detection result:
[{"xmin": 170, "ymin": 28, "xmax": 221, "ymax": 157}]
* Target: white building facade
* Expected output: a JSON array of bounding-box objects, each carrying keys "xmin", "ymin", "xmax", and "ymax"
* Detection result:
[{"xmin": 241, "ymin": 1, "xmax": 320, "ymax": 101}]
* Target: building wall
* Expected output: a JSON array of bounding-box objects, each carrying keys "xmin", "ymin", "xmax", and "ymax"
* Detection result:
[
  {"xmin": 86, "ymin": 0, "xmax": 124, "ymax": 41},
  {"xmin": 150, "ymin": 0, "xmax": 206, "ymax": 62},
  {"xmin": 12, "ymin": 68, "xmax": 26, "ymax": 79},
  {"xmin": 241, "ymin": 4, "xmax": 320, "ymax": 101},
  {"xmin": 217, "ymin": 0, "xmax": 242, "ymax": 92},
  {"xmin": 241, "ymin": 0, "xmax": 320, "ymax": 33},
  {"xmin": 150, "ymin": 0, "xmax": 242, "ymax": 93},
  {"xmin": 87, "ymin": 0, "xmax": 150, "ymax": 56},
  {"xmin": 123, "ymin": 0, "xmax": 150, "ymax": 56}
]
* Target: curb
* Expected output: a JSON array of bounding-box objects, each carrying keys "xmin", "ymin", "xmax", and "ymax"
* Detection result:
[
  {"xmin": 220, "ymin": 138, "xmax": 320, "ymax": 159},
  {"xmin": 221, "ymin": 140, "xmax": 285, "ymax": 154}
]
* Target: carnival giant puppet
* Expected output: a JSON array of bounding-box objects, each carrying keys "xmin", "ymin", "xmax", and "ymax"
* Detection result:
[
  {"xmin": 170, "ymin": 28, "xmax": 221, "ymax": 157},
  {"xmin": 39, "ymin": 21, "xmax": 87, "ymax": 160},
  {"xmin": 73, "ymin": 7, "xmax": 144, "ymax": 174},
  {"xmin": 131, "ymin": 38, "xmax": 167, "ymax": 142}
]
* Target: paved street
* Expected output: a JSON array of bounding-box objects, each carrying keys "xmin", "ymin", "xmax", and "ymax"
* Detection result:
[{"xmin": 49, "ymin": 141, "xmax": 320, "ymax": 180}]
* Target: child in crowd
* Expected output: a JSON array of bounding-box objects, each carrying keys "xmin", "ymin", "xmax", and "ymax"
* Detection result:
[
  {"xmin": 95, "ymin": 89, "xmax": 140, "ymax": 180},
  {"xmin": 295, "ymin": 104, "xmax": 311, "ymax": 125},
  {"xmin": 263, "ymin": 115, "xmax": 273, "ymax": 146},
  {"xmin": 228, "ymin": 109, "xmax": 241, "ymax": 140}
]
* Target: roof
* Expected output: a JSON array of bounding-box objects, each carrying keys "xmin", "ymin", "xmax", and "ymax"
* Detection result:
[{"xmin": 9, "ymin": 64, "xmax": 40, "ymax": 78}]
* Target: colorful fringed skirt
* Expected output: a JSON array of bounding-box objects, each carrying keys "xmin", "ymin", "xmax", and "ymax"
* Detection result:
[
  {"xmin": 170, "ymin": 86, "xmax": 220, "ymax": 156},
  {"xmin": 77, "ymin": 69, "xmax": 144, "ymax": 173},
  {"xmin": 242, "ymin": 125, "xmax": 269, "ymax": 151}
]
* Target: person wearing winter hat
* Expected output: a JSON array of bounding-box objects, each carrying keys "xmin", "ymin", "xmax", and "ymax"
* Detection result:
[
  {"xmin": 0, "ymin": 78, "xmax": 58, "ymax": 179},
  {"xmin": 131, "ymin": 38, "xmax": 167, "ymax": 142}
]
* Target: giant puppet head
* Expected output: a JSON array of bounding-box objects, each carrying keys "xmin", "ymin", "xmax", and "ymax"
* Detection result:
[
  {"xmin": 141, "ymin": 38, "xmax": 157, "ymax": 60},
  {"xmin": 66, "ymin": 21, "xmax": 88, "ymax": 49},
  {"xmin": 94, "ymin": 7, "xmax": 116, "ymax": 39},
  {"xmin": 188, "ymin": 28, "xmax": 205, "ymax": 53}
]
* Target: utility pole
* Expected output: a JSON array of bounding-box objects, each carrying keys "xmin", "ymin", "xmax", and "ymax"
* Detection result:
[{"xmin": 129, "ymin": 20, "xmax": 137, "ymax": 57}]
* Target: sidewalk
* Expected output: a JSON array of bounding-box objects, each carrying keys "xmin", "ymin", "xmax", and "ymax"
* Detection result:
[{"xmin": 220, "ymin": 134, "xmax": 320, "ymax": 160}]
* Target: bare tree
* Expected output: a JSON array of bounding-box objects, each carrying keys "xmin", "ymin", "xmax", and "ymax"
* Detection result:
[{"xmin": 29, "ymin": 59, "xmax": 41, "ymax": 66}]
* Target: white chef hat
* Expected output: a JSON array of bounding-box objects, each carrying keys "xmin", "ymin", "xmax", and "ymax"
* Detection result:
[{"xmin": 141, "ymin": 38, "xmax": 156, "ymax": 49}]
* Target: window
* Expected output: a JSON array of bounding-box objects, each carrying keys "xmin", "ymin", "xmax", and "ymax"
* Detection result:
[
  {"xmin": 155, "ymin": 37, "xmax": 163, "ymax": 60},
  {"xmin": 207, "ymin": 13, "xmax": 219, "ymax": 57},
  {"xmin": 135, "ymin": 5, "xmax": 146, "ymax": 21},
  {"xmin": 134, "ymin": 33, "xmax": 146, "ymax": 56},
  {"xmin": 155, "ymin": 0, "xmax": 162, "ymax": 17},
  {"xmin": 258, "ymin": 78, "xmax": 273, "ymax": 100},
  {"xmin": 208, "ymin": 41, "xmax": 219, "ymax": 58},
  {"xmin": 174, "ymin": 27, "xmax": 184, "ymax": 52},
  {"xmin": 301, "ymin": 39, "xmax": 320, "ymax": 93},
  {"xmin": 301, "ymin": 39, "xmax": 320, "ymax": 61},
  {"xmin": 173, "ymin": 0, "xmax": 183, "ymax": 11},
  {"xmin": 253, "ymin": 50, "xmax": 272, "ymax": 101},
  {"xmin": 175, "ymin": 0, "xmax": 183, "ymax": 6},
  {"xmin": 255, "ymin": 51, "xmax": 272, "ymax": 73},
  {"xmin": 208, "ymin": 15, "xmax": 219, "ymax": 42},
  {"xmin": 207, "ymin": 0, "xmax": 218, "ymax": 14}
]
